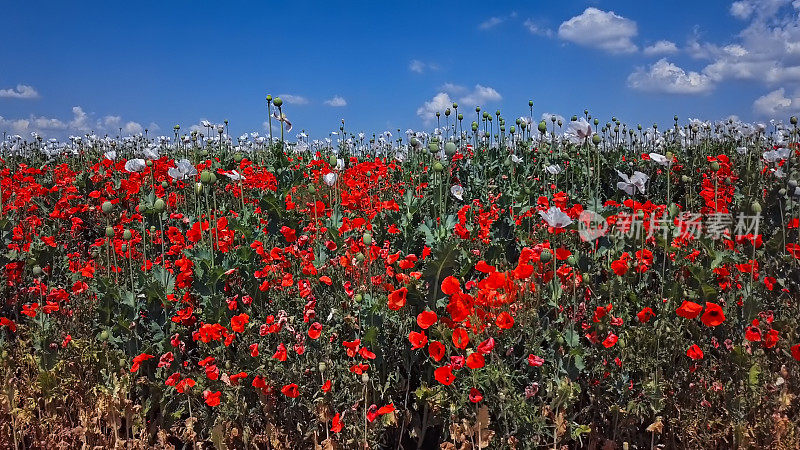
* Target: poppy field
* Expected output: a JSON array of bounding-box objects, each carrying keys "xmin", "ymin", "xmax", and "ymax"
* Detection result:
[{"xmin": 1, "ymin": 106, "xmax": 800, "ymax": 449}]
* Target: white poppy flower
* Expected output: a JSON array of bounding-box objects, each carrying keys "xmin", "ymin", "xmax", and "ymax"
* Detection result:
[
  {"xmin": 168, "ymin": 158, "xmax": 198, "ymax": 180},
  {"xmin": 564, "ymin": 118, "xmax": 593, "ymax": 144},
  {"xmin": 224, "ymin": 170, "xmax": 244, "ymax": 181},
  {"xmin": 616, "ymin": 170, "xmax": 649, "ymax": 195},
  {"xmin": 538, "ymin": 206, "xmax": 573, "ymax": 229},
  {"xmin": 545, "ymin": 165, "xmax": 562, "ymax": 175},
  {"xmin": 511, "ymin": 155, "xmax": 523, "ymax": 164},
  {"xmin": 124, "ymin": 158, "xmax": 146, "ymax": 173},
  {"xmin": 104, "ymin": 150, "xmax": 117, "ymax": 161},
  {"xmin": 450, "ymin": 185, "xmax": 464, "ymax": 201},
  {"xmin": 648, "ymin": 152, "xmax": 671, "ymax": 167},
  {"xmin": 763, "ymin": 148, "xmax": 791, "ymax": 162},
  {"xmin": 323, "ymin": 172, "xmax": 337, "ymax": 186},
  {"xmin": 271, "ymin": 112, "xmax": 293, "ymax": 132}
]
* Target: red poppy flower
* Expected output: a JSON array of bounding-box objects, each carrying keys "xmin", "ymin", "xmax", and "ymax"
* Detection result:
[
  {"xmin": 428, "ymin": 341, "xmax": 446, "ymax": 361},
  {"xmin": 527, "ymin": 354, "xmax": 544, "ymax": 367},
  {"xmin": 792, "ymin": 344, "xmax": 800, "ymax": 361},
  {"xmin": 676, "ymin": 301, "xmax": 703, "ymax": 319},
  {"xmin": 387, "ymin": 287, "xmax": 408, "ymax": 311},
  {"xmin": 469, "ymin": 388, "xmax": 483, "ymax": 403},
  {"xmin": 602, "ymin": 333, "xmax": 618, "ymax": 348},
  {"xmin": 466, "ymin": 352, "xmax": 485, "ymax": 369},
  {"xmin": 441, "ymin": 276, "xmax": 461, "ymax": 295},
  {"xmin": 321, "ymin": 380, "xmax": 332, "ymax": 392},
  {"xmin": 700, "ymin": 302, "xmax": 725, "ymax": 327},
  {"xmin": 434, "ymin": 365, "xmax": 456, "ymax": 385},
  {"xmin": 475, "ymin": 260, "xmax": 496, "ymax": 273},
  {"xmin": 686, "ymin": 344, "xmax": 704, "ymax": 360},
  {"xmin": 281, "ymin": 383, "xmax": 300, "ymax": 398},
  {"xmin": 452, "ymin": 328, "xmax": 469, "ymax": 349},
  {"xmin": 230, "ymin": 313, "xmax": 249, "ymax": 333},
  {"xmin": 496, "ymin": 311, "xmax": 514, "ymax": 329},
  {"xmin": 203, "ymin": 390, "xmax": 221, "ymax": 407},
  {"xmin": 416, "ymin": 310, "xmax": 438, "ymax": 329},
  {"xmin": 476, "ymin": 337, "xmax": 495, "ymax": 355},
  {"xmin": 745, "ymin": 324, "xmax": 761, "ymax": 342},
  {"xmin": 308, "ymin": 322, "xmax": 323, "ymax": 339},
  {"xmin": 331, "ymin": 413, "xmax": 343, "ymax": 433},
  {"xmin": 130, "ymin": 353, "xmax": 154, "ymax": 373},
  {"xmin": 637, "ymin": 307, "xmax": 655, "ymax": 323},
  {"xmin": 408, "ymin": 331, "xmax": 428, "ymax": 350}
]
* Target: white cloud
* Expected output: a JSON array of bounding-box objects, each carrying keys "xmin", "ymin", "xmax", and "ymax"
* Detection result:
[
  {"xmin": 627, "ymin": 59, "xmax": 714, "ymax": 94},
  {"xmin": 68, "ymin": 106, "xmax": 91, "ymax": 132},
  {"xmin": 277, "ymin": 94, "xmax": 309, "ymax": 105},
  {"xmin": 479, "ymin": 17, "xmax": 503, "ymax": 30},
  {"xmin": 541, "ymin": 113, "xmax": 565, "ymax": 123},
  {"xmin": 643, "ymin": 40, "xmax": 678, "ymax": 56},
  {"xmin": 418, "ymin": 84, "xmax": 502, "ymax": 124},
  {"xmin": 753, "ymin": 88, "xmax": 800, "ymax": 116},
  {"xmin": 458, "ymin": 84, "xmax": 502, "ymax": 106},
  {"xmin": 523, "ymin": 18, "xmax": 553, "ymax": 37},
  {"xmin": 558, "ymin": 7, "xmax": 638, "ymax": 54},
  {"xmin": 730, "ymin": 1, "xmax": 756, "ymax": 19},
  {"xmin": 409, "ymin": 59, "xmax": 440, "ymax": 74},
  {"xmin": 124, "ymin": 121, "xmax": 144, "ymax": 134},
  {"xmin": 0, "ymin": 84, "xmax": 40, "ymax": 99},
  {"xmin": 416, "ymin": 92, "xmax": 454, "ymax": 124},
  {"xmin": 324, "ymin": 95, "xmax": 347, "ymax": 107}
]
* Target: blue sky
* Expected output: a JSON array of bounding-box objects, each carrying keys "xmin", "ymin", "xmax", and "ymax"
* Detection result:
[{"xmin": 2, "ymin": 0, "xmax": 799, "ymax": 139}]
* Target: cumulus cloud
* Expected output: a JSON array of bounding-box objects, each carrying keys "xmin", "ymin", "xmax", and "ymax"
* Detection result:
[
  {"xmin": 643, "ymin": 40, "xmax": 678, "ymax": 56},
  {"xmin": 324, "ymin": 95, "xmax": 347, "ymax": 107},
  {"xmin": 0, "ymin": 106, "xmax": 151, "ymax": 137},
  {"xmin": 0, "ymin": 84, "xmax": 40, "ymax": 99},
  {"xmin": 277, "ymin": 94, "xmax": 309, "ymax": 105},
  {"xmin": 753, "ymin": 88, "xmax": 800, "ymax": 116},
  {"xmin": 627, "ymin": 59, "xmax": 713, "ymax": 94},
  {"xmin": 417, "ymin": 84, "xmax": 502, "ymax": 124},
  {"xmin": 416, "ymin": 92, "xmax": 454, "ymax": 124},
  {"xmin": 558, "ymin": 7, "xmax": 638, "ymax": 54}
]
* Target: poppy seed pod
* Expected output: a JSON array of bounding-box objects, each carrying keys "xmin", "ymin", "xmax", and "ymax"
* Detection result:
[
  {"xmin": 362, "ymin": 232, "xmax": 372, "ymax": 246},
  {"xmin": 102, "ymin": 201, "xmax": 113, "ymax": 213},
  {"xmin": 471, "ymin": 123, "xmax": 478, "ymax": 132},
  {"xmin": 457, "ymin": 113, "xmax": 463, "ymax": 121},
  {"xmin": 593, "ymin": 118, "xmax": 599, "ymax": 126},
  {"xmin": 444, "ymin": 142, "xmax": 456, "ymax": 156},
  {"xmin": 475, "ymin": 106, "xmax": 481, "ymax": 113},
  {"xmin": 154, "ymin": 198, "xmax": 166, "ymax": 213},
  {"xmin": 572, "ymin": 115, "xmax": 578, "ymax": 121},
  {"xmin": 538, "ymin": 121, "xmax": 547, "ymax": 134},
  {"xmin": 592, "ymin": 134, "xmax": 601, "ymax": 145},
  {"xmin": 710, "ymin": 162, "xmax": 720, "ymax": 171},
  {"xmin": 33, "ymin": 265, "xmax": 42, "ymax": 276},
  {"xmin": 120, "ymin": 244, "xmax": 127, "ymax": 252},
  {"xmin": 200, "ymin": 170, "xmax": 212, "ymax": 184},
  {"xmin": 452, "ymin": 102, "xmax": 458, "ymax": 109},
  {"xmin": 428, "ymin": 142, "xmax": 439, "ymax": 153},
  {"xmin": 791, "ymin": 116, "xmax": 797, "ymax": 125},
  {"xmin": 123, "ymin": 229, "xmax": 132, "ymax": 240},
  {"xmin": 105, "ymin": 226, "xmax": 114, "ymax": 238},
  {"xmin": 410, "ymin": 138, "xmax": 420, "ymax": 148},
  {"xmin": 529, "ymin": 100, "xmax": 533, "ymax": 107},
  {"xmin": 266, "ymin": 94, "xmax": 272, "ymax": 102},
  {"xmin": 751, "ymin": 201, "xmax": 762, "ymax": 213},
  {"xmin": 273, "ymin": 97, "xmax": 283, "ymax": 107},
  {"xmin": 233, "ymin": 153, "xmax": 243, "ymax": 163},
  {"xmin": 195, "ymin": 183, "xmax": 204, "ymax": 194},
  {"xmin": 433, "ymin": 161, "xmax": 444, "ymax": 173},
  {"xmin": 510, "ymin": 126, "xmax": 516, "ymax": 134},
  {"xmin": 558, "ymin": 120, "xmax": 563, "ymax": 127},
  {"xmin": 318, "ymin": 362, "xmax": 326, "ymax": 372},
  {"xmin": 445, "ymin": 108, "xmax": 450, "ymax": 117},
  {"xmin": 540, "ymin": 250, "xmax": 552, "ymax": 262}
]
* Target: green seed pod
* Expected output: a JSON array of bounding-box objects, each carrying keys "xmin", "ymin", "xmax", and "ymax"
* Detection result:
[
  {"xmin": 154, "ymin": 198, "xmax": 166, "ymax": 212},
  {"xmin": 273, "ymin": 97, "xmax": 283, "ymax": 107},
  {"xmin": 161, "ymin": 181, "xmax": 168, "ymax": 188},
  {"xmin": 428, "ymin": 142, "xmax": 439, "ymax": 153},
  {"xmin": 538, "ymin": 121, "xmax": 547, "ymax": 134},
  {"xmin": 681, "ymin": 175, "xmax": 691, "ymax": 183},
  {"xmin": 329, "ymin": 155, "xmax": 338, "ymax": 166},
  {"xmin": 354, "ymin": 293, "xmax": 363, "ymax": 302},
  {"xmin": 200, "ymin": 170, "xmax": 212, "ymax": 184},
  {"xmin": 32, "ymin": 265, "xmax": 43, "ymax": 276},
  {"xmin": 710, "ymin": 162, "xmax": 720, "ymax": 172},
  {"xmin": 791, "ymin": 116, "xmax": 798, "ymax": 125},
  {"xmin": 356, "ymin": 253, "xmax": 365, "ymax": 262},
  {"xmin": 433, "ymin": 162, "xmax": 444, "ymax": 173},
  {"xmin": 146, "ymin": 160, "xmax": 153, "ymax": 167},
  {"xmin": 105, "ymin": 226, "xmax": 115, "ymax": 238},
  {"xmin": 788, "ymin": 179, "xmax": 798, "ymax": 189},
  {"xmin": 233, "ymin": 152, "xmax": 243, "ymax": 163},
  {"xmin": 98, "ymin": 330, "xmax": 109, "ymax": 341},
  {"xmin": 101, "ymin": 201, "xmax": 114, "ymax": 213},
  {"xmin": 362, "ymin": 232, "xmax": 372, "ymax": 246},
  {"xmin": 123, "ymin": 229, "xmax": 132, "ymax": 240},
  {"xmin": 318, "ymin": 362, "xmax": 327, "ymax": 372},
  {"xmin": 120, "ymin": 244, "xmax": 127, "ymax": 252},
  {"xmin": 540, "ymin": 250, "xmax": 552, "ymax": 263},
  {"xmin": 444, "ymin": 142, "xmax": 457, "ymax": 156},
  {"xmin": 566, "ymin": 256, "xmax": 576, "ymax": 266},
  {"xmin": 308, "ymin": 185, "xmax": 316, "ymax": 194},
  {"xmin": 209, "ymin": 173, "xmax": 217, "ymax": 184},
  {"xmin": 751, "ymin": 201, "xmax": 762, "ymax": 213},
  {"xmin": 592, "ymin": 134, "xmax": 601, "ymax": 145}
]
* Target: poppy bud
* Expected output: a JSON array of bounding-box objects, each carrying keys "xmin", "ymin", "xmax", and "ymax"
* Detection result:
[
  {"xmin": 681, "ymin": 175, "xmax": 691, "ymax": 183},
  {"xmin": 195, "ymin": 183, "xmax": 204, "ymax": 194},
  {"xmin": 709, "ymin": 162, "xmax": 720, "ymax": 171},
  {"xmin": 457, "ymin": 114, "xmax": 463, "ymax": 121},
  {"xmin": 308, "ymin": 185, "xmax": 316, "ymax": 193},
  {"xmin": 233, "ymin": 153, "xmax": 243, "ymax": 163},
  {"xmin": 540, "ymin": 250, "xmax": 552, "ymax": 262},
  {"xmin": 318, "ymin": 362, "xmax": 326, "ymax": 372},
  {"xmin": 105, "ymin": 226, "xmax": 114, "ymax": 238},
  {"xmin": 98, "ymin": 330, "xmax": 109, "ymax": 341},
  {"xmin": 273, "ymin": 97, "xmax": 283, "ymax": 107},
  {"xmin": 33, "ymin": 265, "xmax": 42, "ymax": 276},
  {"xmin": 354, "ymin": 294, "xmax": 362, "ymax": 302},
  {"xmin": 121, "ymin": 244, "xmax": 127, "ymax": 252},
  {"xmin": 161, "ymin": 181, "xmax": 168, "ymax": 188},
  {"xmin": 356, "ymin": 253, "xmax": 365, "ymax": 262},
  {"xmin": 201, "ymin": 170, "xmax": 212, "ymax": 184},
  {"xmin": 433, "ymin": 162, "xmax": 444, "ymax": 173},
  {"xmin": 154, "ymin": 198, "xmax": 166, "ymax": 213},
  {"xmin": 791, "ymin": 116, "xmax": 798, "ymax": 125},
  {"xmin": 362, "ymin": 232, "xmax": 372, "ymax": 245},
  {"xmin": 779, "ymin": 188, "xmax": 787, "ymax": 196},
  {"xmin": 751, "ymin": 201, "xmax": 762, "ymax": 213},
  {"xmin": 329, "ymin": 155, "xmax": 338, "ymax": 166}
]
